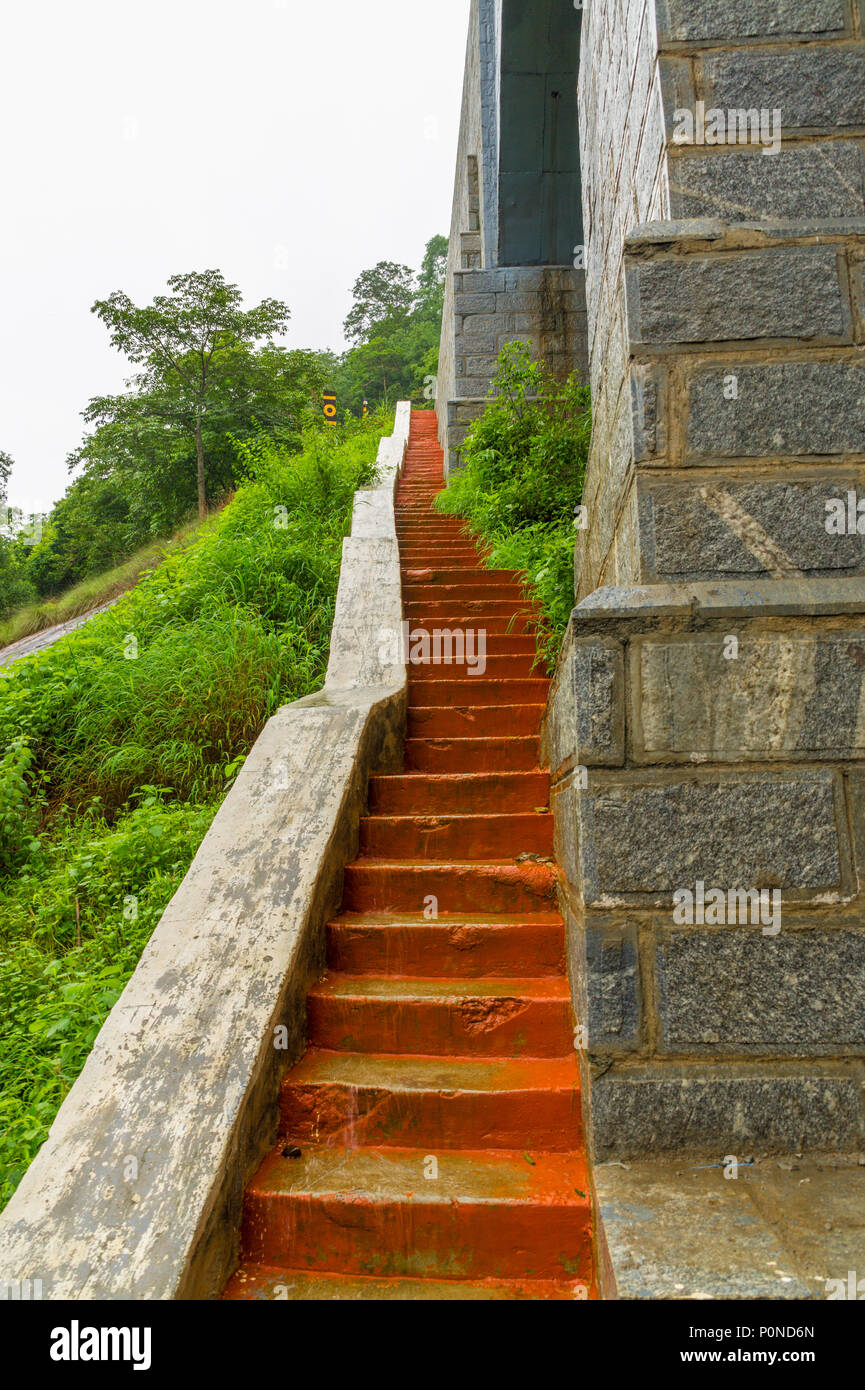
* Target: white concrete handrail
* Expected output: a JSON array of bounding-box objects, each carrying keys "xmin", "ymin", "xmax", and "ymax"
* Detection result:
[{"xmin": 0, "ymin": 405, "xmax": 412, "ymax": 1300}]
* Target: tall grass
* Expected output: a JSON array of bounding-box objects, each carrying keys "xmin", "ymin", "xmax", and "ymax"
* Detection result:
[
  {"xmin": 0, "ymin": 410, "xmax": 390, "ymax": 1208},
  {"xmin": 0, "ymin": 517, "xmax": 211, "ymax": 651}
]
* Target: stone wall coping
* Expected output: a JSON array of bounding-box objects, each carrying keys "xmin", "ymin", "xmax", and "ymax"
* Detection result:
[
  {"xmin": 625, "ymin": 217, "xmax": 865, "ymax": 253},
  {"xmin": 574, "ymin": 577, "xmax": 865, "ymax": 623},
  {"xmin": 0, "ymin": 405, "xmax": 413, "ymax": 1301}
]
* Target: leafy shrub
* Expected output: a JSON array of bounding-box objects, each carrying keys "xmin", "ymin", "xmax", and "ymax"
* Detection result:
[{"xmin": 435, "ymin": 342, "xmax": 591, "ymax": 668}]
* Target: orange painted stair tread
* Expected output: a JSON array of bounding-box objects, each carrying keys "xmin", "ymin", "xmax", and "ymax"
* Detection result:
[{"xmin": 223, "ymin": 409, "xmax": 595, "ymax": 1301}]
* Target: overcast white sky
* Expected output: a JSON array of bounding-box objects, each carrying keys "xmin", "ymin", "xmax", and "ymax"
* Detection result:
[{"xmin": 0, "ymin": 0, "xmax": 470, "ymax": 513}]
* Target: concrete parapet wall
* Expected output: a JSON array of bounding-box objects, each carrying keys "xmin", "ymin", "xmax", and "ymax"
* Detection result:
[{"xmin": 0, "ymin": 406, "xmax": 412, "ymax": 1299}]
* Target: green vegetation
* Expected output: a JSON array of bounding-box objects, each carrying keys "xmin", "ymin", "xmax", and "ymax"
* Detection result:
[
  {"xmin": 0, "ymin": 410, "xmax": 388, "ymax": 1208},
  {"xmin": 0, "ymin": 241, "xmax": 445, "ymax": 625},
  {"xmin": 0, "ymin": 518, "xmax": 208, "ymax": 650},
  {"xmin": 435, "ymin": 342, "xmax": 591, "ymax": 670},
  {"xmin": 330, "ymin": 235, "xmax": 447, "ymax": 415}
]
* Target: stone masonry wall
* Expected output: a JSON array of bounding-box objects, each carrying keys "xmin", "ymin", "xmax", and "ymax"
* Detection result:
[
  {"xmin": 576, "ymin": 0, "xmax": 865, "ymax": 598},
  {"xmin": 548, "ymin": 0, "xmax": 865, "ymax": 1158},
  {"xmin": 543, "ymin": 579, "xmax": 865, "ymax": 1158}
]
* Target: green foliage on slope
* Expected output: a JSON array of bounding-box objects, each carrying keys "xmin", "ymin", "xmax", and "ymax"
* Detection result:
[{"xmin": 0, "ymin": 409, "xmax": 389, "ymax": 1208}]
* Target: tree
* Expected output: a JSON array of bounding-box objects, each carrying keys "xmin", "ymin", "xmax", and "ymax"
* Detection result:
[
  {"xmin": 414, "ymin": 235, "xmax": 448, "ymax": 322},
  {"xmin": 337, "ymin": 238, "xmax": 449, "ymax": 412},
  {"xmin": 343, "ymin": 261, "xmax": 415, "ymax": 345},
  {"xmin": 91, "ymin": 271, "xmax": 291, "ymax": 517},
  {"xmin": 0, "ymin": 450, "xmax": 12, "ymax": 504}
]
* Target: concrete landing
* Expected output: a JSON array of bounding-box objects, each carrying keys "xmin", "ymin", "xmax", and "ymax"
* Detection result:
[{"xmin": 596, "ymin": 1154, "xmax": 865, "ymax": 1300}]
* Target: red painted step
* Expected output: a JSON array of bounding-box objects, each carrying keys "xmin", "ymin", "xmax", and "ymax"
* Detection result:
[
  {"xmin": 237, "ymin": 1146, "xmax": 592, "ymax": 1282},
  {"xmin": 325, "ymin": 912, "xmax": 565, "ymax": 976},
  {"xmin": 224, "ymin": 408, "xmax": 594, "ymax": 1303},
  {"xmin": 404, "ymin": 737, "xmax": 540, "ymax": 773},
  {"xmin": 342, "ymin": 860, "xmax": 558, "ymax": 914},
  {"xmin": 278, "ymin": 1052, "xmax": 580, "ymax": 1148},
  {"xmin": 307, "ymin": 975, "xmax": 572, "ymax": 1057},
  {"xmin": 406, "ymin": 705, "xmax": 546, "ymax": 737},
  {"xmin": 368, "ymin": 771, "xmax": 550, "ymax": 813}
]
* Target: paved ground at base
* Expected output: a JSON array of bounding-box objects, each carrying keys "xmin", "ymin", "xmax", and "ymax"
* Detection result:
[{"xmin": 597, "ymin": 1153, "xmax": 865, "ymax": 1299}]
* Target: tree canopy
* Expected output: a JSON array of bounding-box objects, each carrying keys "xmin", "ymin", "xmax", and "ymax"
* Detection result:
[{"xmin": 90, "ymin": 270, "xmax": 292, "ymax": 517}]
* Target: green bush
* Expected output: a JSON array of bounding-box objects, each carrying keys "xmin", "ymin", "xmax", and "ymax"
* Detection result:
[
  {"xmin": 435, "ymin": 342, "xmax": 591, "ymax": 668},
  {"xmin": 0, "ymin": 409, "xmax": 389, "ymax": 1208}
]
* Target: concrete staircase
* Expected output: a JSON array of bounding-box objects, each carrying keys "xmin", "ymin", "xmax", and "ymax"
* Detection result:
[{"xmin": 223, "ymin": 410, "xmax": 593, "ymax": 1300}]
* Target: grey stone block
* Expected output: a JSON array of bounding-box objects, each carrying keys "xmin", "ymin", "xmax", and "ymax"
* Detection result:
[
  {"xmin": 465, "ymin": 355, "xmax": 501, "ymax": 376},
  {"xmin": 460, "ymin": 314, "xmax": 498, "ymax": 336},
  {"xmin": 573, "ymin": 638, "xmax": 624, "ymax": 766},
  {"xmin": 456, "ymin": 333, "xmax": 497, "ymax": 354},
  {"xmin": 634, "ymin": 631, "xmax": 865, "ymax": 761},
  {"xmin": 454, "ymin": 292, "xmax": 496, "ymax": 314},
  {"xmin": 657, "ymin": 928, "xmax": 865, "ymax": 1054},
  {"xmin": 591, "ymin": 1066, "xmax": 864, "ymax": 1158},
  {"xmin": 686, "ymin": 360, "xmax": 865, "ymax": 459},
  {"xmin": 579, "ymin": 771, "xmax": 845, "ymax": 902},
  {"xmin": 641, "ymin": 476, "xmax": 865, "ymax": 581},
  {"xmin": 495, "ymin": 292, "xmax": 542, "ymax": 313},
  {"xmin": 543, "ymin": 634, "xmax": 624, "ymax": 772},
  {"xmin": 458, "ymin": 270, "xmax": 507, "ymax": 293},
  {"xmin": 455, "ymin": 376, "xmax": 499, "ymax": 396},
  {"xmin": 669, "ymin": 142, "xmax": 865, "ymax": 221},
  {"xmin": 551, "ymin": 774, "xmax": 580, "ymax": 892},
  {"xmin": 703, "ymin": 46, "xmax": 865, "ymax": 130},
  {"xmin": 631, "ymin": 364, "xmax": 668, "ymax": 460},
  {"xmin": 586, "ymin": 919, "xmax": 642, "ymax": 1053},
  {"xmin": 657, "ymin": 0, "xmax": 848, "ymax": 42},
  {"xmin": 626, "ymin": 246, "xmax": 847, "ymax": 344}
]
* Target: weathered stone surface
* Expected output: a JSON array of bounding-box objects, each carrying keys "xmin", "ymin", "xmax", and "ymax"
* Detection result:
[
  {"xmin": 579, "ymin": 771, "xmax": 845, "ymax": 902},
  {"xmin": 543, "ymin": 634, "xmax": 624, "ymax": 773},
  {"xmin": 630, "ymin": 363, "xmax": 667, "ymax": 460},
  {"xmin": 657, "ymin": 0, "xmax": 848, "ymax": 42},
  {"xmin": 642, "ymin": 477, "xmax": 865, "ymax": 581},
  {"xmin": 586, "ymin": 919, "xmax": 642, "ymax": 1052},
  {"xmin": 657, "ymin": 928, "xmax": 865, "ymax": 1053},
  {"xmin": 703, "ymin": 46, "xmax": 865, "ymax": 131},
  {"xmin": 576, "ymin": 575, "xmax": 865, "ymax": 622},
  {"xmin": 591, "ymin": 1065, "xmax": 864, "ymax": 1157},
  {"xmin": 454, "ymin": 292, "xmax": 497, "ymax": 314},
  {"xmin": 686, "ymin": 360, "xmax": 865, "ymax": 459},
  {"xmin": 634, "ymin": 631, "xmax": 865, "ymax": 760},
  {"xmin": 669, "ymin": 143, "xmax": 865, "ymax": 221},
  {"xmin": 626, "ymin": 246, "xmax": 847, "ymax": 344},
  {"xmin": 0, "ymin": 408, "xmax": 412, "ymax": 1300},
  {"xmin": 573, "ymin": 638, "xmax": 624, "ymax": 765},
  {"xmin": 597, "ymin": 1159, "xmax": 865, "ymax": 1299}
]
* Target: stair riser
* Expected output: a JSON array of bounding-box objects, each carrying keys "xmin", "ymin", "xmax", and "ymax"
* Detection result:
[
  {"xmin": 403, "ymin": 607, "xmax": 537, "ymax": 628},
  {"xmin": 368, "ymin": 771, "xmax": 549, "ymax": 813},
  {"xmin": 343, "ymin": 863, "xmax": 559, "ymax": 915},
  {"xmin": 241, "ymin": 1195, "xmax": 592, "ymax": 1281},
  {"xmin": 407, "ymin": 706, "xmax": 544, "ymax": 736},
  {"xmin": 408, "ymin": 657, "xmax": 540, "ymax": 679},
  {"xmin": 307, "ymin": 993, "xmax": 572, "ymax": 1057},
  {"xmin": 279, "ymin": 1082, "xmax": 582, "ymax": 1149},
  {"xmin": 358, "ymin": 815, "xmax": 553, "ymax": 859},
  {"xmin": 401, "ymin": 571, "xmax": 520, "ymax": 585},
  {"xmin": 409, "ymin": 680, "xmax": 548, "ymax": 707},
  {"xmin": 404, "ymin": 587, "xmax": 526, "ymax": 604},
  {"xmin": 326, "ymin": 921, "xmax": 564, "ymax": 977},
  {"xmin": 403, "ymin": 740, "xmax": 539, "ymax": 773}
]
